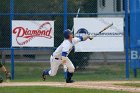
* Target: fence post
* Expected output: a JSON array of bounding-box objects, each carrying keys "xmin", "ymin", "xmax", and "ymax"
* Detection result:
[
  {"xmin": 10, "ymin": 0, "xmax": 14, "ymax": 80},
  {"xmin": 63, "ymin": 0, "xmax": 68, "ymax": 79},
  {"xmin": 64, "ymin": 0, "xmax": 67, "ymax": 30},
  {"xmin": 125, "ymin": 0, "xmax": 129, "ymax": 79}
]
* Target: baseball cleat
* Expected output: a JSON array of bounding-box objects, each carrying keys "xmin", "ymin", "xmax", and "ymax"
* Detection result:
[
  {"xmin": 66, "ymin": 80, "xmax": 75, "ymax": 83},
  {"xmin": 42, "ymin": 71, "xmax": 46, "ymax": 81}
]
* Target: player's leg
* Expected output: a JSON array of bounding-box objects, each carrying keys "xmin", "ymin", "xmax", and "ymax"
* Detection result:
[
  {"xmin": 64, "ymin": 57, "xmax": 75, "ymax": 83},
  {"xmin": 42, "ymin": 56, "xmax": 61, "ymax": 80},
  {"xmin": 45, "ymin": 59, "xmax": 61, "ymax": 76}
]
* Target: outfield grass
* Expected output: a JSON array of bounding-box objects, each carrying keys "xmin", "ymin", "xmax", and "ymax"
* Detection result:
[
  {"xmin": 1, "ymin": 62, "xmax": 140, "ymax": 82},
  {"xmin": 0, "ymin": 86, "xmax": 132, "ymax": 93}
]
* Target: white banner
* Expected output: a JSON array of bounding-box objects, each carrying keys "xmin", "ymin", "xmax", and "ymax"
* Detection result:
[
  {"xmin": 12, "ymin": 20, "xmax": 54, "ymax": 47},
  {"xmin": 74, "ymin": 18, "xmax": 124, "ymax": 52}
]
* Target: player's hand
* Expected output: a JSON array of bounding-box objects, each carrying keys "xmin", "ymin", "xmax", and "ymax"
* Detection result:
[
  {"xmin": 62, "ymin": 60, "xmax": 67, "ymax": 64},
  {"xmin": 89, "ymin": 34, "xmax": 94, "ymax": 40}
]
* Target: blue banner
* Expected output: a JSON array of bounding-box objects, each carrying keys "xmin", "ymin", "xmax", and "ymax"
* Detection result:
[
  {"xmin": 130, "ymin": 49, "xmax": 140, "ymax": 68},
  {"xmin": 130, "ymin": 0, "xmax": 140, "ymax": 69}
]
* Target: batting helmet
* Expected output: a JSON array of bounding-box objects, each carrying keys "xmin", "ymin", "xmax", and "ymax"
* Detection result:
[{"xmin": 64, "ymin": 29, "xmax": 72, "ymax": 39}]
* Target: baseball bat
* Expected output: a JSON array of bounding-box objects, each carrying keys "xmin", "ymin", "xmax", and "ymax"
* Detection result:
[
  {"xmin": 93, "ymin": 23, "xmax": 113, "ymax": 37},
  {"xmin": 74, "ymin": 23, "xmax": 113, "ymax": 39},
  {"xmin": 71, "ymin": 8, "xmax": 81, "ymax": 32}
]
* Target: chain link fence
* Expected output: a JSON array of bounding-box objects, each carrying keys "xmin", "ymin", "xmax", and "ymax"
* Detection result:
[{"xmin": 0, "ymin": 0, "xmax": 131, "ymax": 82}]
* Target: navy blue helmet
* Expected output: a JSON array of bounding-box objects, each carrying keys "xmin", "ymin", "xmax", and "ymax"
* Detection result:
[{"xmin": 64, "ymin": 29, "xmax": 73, "ymax": 39}]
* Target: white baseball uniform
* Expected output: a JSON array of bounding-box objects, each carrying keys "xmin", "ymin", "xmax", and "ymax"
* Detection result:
[{"xmin": 48, "ymin": 37, "xmax": 81, "ymax": 76}]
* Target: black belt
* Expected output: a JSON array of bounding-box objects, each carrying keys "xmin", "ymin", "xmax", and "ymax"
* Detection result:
[
  {"xmin": 55, "ymin": 58, "xmax": 59, "ymax": 60},
  {"xmin": 52, "ymin": 55, "xmax": 61, "ymax": 60}
]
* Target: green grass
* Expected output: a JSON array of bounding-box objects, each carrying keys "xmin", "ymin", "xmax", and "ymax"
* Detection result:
[
  {"xmin": 116, "ymin": 83, "xmax": 140, "ymax": 88},
  {"xmin": 6, "ymin": 62, "xmax": 126, "ymax": 82},
  {"xmin": 1, "ymin": 62, "xmax": 140, "ymax": 82},
  {"xmin": 0, "ymin": 86, "xmax": 132, "ymax": 93}
]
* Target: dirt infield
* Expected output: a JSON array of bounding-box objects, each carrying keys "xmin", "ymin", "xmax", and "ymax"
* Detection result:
[{"xmin": 1, "ymin": 81, "xmax": 140, "ymax": 93}]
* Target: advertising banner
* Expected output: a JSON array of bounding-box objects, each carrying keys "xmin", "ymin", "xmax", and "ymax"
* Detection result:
[
  {"xmin": 74, "ymin": 18, "xmax": 124, "ymax": 52},
  {"xmin": 12, "ymin": 20, "xmax": 54, "ymax": 47},
  {"xmin": 130, "ymin": 0, "xmax": 140, "ymax": 68}
]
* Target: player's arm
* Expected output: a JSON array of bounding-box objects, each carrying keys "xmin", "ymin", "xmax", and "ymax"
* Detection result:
[
  {"xmin": 80, "ymin": 34, "xmax": 94, "ymax": 41},
  {"xmin": 79, "ymin": 35, "xmax": 89, "ymax": 41},
  {"xmin": 73, "ymin": 34, "xmax": 93, "ymax": 44}
]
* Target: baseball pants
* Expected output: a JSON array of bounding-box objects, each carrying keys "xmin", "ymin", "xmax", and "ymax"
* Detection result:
[{"xmin": 48, "ymin": 55, "xmax": 75, "ymax": 76}]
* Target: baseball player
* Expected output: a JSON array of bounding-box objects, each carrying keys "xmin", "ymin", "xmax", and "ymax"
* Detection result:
[
  {"xmin": 0, "ymin": 62, "xmax": 11, "ymax": 83},
  {"xmin": 42, "ymin": 29, "xmax": 93, "ymax": 83}
]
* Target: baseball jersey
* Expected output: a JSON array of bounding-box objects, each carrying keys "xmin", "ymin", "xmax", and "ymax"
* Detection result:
[{"xmin": 53, "ymin": 37, "xmax": 81, "ymax": 58}]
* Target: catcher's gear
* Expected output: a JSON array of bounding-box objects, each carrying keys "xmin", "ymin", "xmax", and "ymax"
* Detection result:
[
  {"xmin": 5, "ymin": 71, "xmax": 11, "ymax": 80},
  {"xmin": 0, "ymin": 76, "xmax": 3, "ymax": 83}
]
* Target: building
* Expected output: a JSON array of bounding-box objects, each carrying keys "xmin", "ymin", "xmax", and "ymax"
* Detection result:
[{"xmin": 97, "ymin": 0, "xmax": 125, "ymax": 14}]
